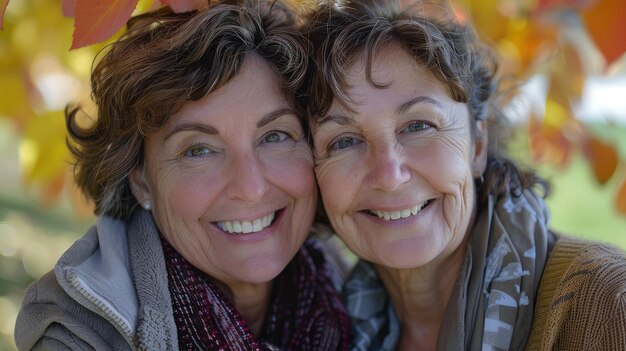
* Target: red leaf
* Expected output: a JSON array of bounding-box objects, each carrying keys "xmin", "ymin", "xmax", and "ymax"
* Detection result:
[
  {"xmin": 1, "ymin": 0, "xmax": 9, "ymax": 30},
  {"xmin": 71, "ymin": 0, "xmax": 140, "ymax": 49},
  {"xmin": 62, "ymin": 0, "xmax": 77, "ymax": 17},
  {"xmin": 161, "ymin": 0, "xmax": 204, "ymax": 13},
  {"xmin": 617, "ymin": 175, "xmax": 626, "ymax": 216},
  {"xmin": 582, "ymin": 0, "xmax": 626, "ymax": 66},
  {"xmin": 582, "ymin": 135, "xmax": 619, "ymax": 184}
]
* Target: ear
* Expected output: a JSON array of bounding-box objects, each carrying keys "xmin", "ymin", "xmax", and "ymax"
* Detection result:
[
  {"xmin": 471, "ymin": 120, "xmax": 488, "ymax": 177},
  {"xmin": 129, "ymin": 164, "xmax": 153, "ymax": 210}
]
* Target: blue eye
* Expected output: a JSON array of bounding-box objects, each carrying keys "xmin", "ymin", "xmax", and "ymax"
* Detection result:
[
  {"xmin": 263, "ymin": 131, "xmax": 291, "ymax": 144},
  {"xmin": 405, "ymin": 121, "xmax": 431, "ymax": 133},
  {"xmin": 185, "ymin": 145, "xmax": 211, "ymax": 158},
  {"xmin": 330, "ymin": 136, "xmax": 361, "ymax": 150}
]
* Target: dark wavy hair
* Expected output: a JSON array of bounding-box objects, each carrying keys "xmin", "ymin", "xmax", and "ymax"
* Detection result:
[
  {"xmin": 300, "ymin": 0, "xmax": 547, "ymax": 206},
  {"xmin": 66, "ymin": 0, "xmax": 308, "ymax": 220}
]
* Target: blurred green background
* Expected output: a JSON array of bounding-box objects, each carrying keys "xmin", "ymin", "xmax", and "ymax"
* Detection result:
[{"xmin": 1, "ymin": 0, "xmax": 626, "ymax": 350}]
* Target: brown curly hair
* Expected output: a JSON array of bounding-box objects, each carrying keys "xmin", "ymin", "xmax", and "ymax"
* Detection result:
[
  {"xmin": 300, "ymin": 0, "xmax": 547, "ymax": 206},
  {"xmin": 66, "ymin": 0, "xmax": 309, "ymax": 220}
]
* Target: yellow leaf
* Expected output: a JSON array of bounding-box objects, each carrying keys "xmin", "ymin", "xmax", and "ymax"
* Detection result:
[
  {"xmin": 19, "ymin": 110, "xmax": 70, "ymax": 184},
  {"xmin": 0, "ymin": 71, "xmax": 30, "ymax": 118},
  {"xmin": 455, "ymin": 0, "xmax": 509, "ymax": 41},
  {"xmin": 543, "ymin": 99, "xmax": 571, "ymax": 129}
]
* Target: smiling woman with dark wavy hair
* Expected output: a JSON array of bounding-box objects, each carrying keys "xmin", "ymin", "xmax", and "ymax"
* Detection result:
[
  {"xmin": 301, "ymin": 0, "xmax": 626, "ymax": 350},
  {"xmin": 14, "ymin": 1, "xmax": 350, "ymax": 350}
]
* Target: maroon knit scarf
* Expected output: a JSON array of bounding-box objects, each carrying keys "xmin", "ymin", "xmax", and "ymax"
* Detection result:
[{"xmin": 161, "ymin": 237, "xmax": 350, "ymax": 351}]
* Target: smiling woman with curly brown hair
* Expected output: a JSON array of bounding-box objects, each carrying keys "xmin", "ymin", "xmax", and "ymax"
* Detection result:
[
  {"xmin": 14, "ymin": 1, "xmax": 350, "ymax": 350},
  {"xmin": 301, "ymin": 0, "xmax": 626, "ymax": 350}
]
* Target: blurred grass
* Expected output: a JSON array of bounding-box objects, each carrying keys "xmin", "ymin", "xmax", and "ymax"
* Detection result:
[{"xmin": 0, "ymin": 121, "xmax": 625, "ymax": 351}]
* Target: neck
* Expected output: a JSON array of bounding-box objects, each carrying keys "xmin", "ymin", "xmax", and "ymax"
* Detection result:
[
  {"xmin": 214, "ymin": 280, "xmax": 273, "ymax": 337},
  {"xmin": 375, "ymin": 238, "xmax": 468, "ymax": 350}
]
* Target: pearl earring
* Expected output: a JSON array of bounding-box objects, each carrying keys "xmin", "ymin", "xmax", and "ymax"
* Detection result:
[{"xmin": 142, "ymin": 200, "xmax": 152, "ymax": 211}]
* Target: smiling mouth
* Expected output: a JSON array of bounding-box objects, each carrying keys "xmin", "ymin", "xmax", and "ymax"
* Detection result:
[
  {"xmin": 368, "ymin": 200, "xmax": 431, "ymax": 221},
  {"xmin": 216, "ymin": 211, "xmax": 276, "ymax": 234}
]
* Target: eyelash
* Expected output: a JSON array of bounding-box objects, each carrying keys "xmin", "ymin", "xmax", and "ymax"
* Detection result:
[
  {"xmin": 329, "ymin": 135, "xmax": 361, "ymax": 151},
  {"xmin": 324, "ymin": 120, "xmax": 436, "ymax": 153},
  {"xmin": 181, "ymin": 129, "xmax": 296, "ymax": 159},
  {"xmin": 262, "ymin": 129, "xmax": 295, "ymax": 144},
  {"xmin": 403, "ymin": 120, "xmax": 434, "ymax": 133},
  {"xmin": 183, "ymin": 143, "xmax": 212, "ymax": 158}
]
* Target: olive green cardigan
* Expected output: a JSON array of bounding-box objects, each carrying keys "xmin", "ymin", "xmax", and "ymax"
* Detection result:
[{"xmin": 527, "ymin": 237, "xmax": 626, "ymax": 350}]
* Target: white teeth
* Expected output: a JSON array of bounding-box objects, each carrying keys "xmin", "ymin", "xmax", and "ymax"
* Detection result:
[
  {"xmin": 371, "ymin": 201, "xmax": 428, "ymax": 221},
  {"xmin": 217, "ymin": 212, "xmax": 275, "ymax": 234}
]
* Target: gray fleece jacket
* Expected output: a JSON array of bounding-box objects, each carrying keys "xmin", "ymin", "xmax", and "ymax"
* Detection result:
[{"xmin": 14, "ymin": 210, "xmax": 179, "ymax": 350}]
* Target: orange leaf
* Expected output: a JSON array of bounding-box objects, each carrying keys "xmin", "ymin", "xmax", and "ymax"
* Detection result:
[
  {"xmin": 71, "ymin": 0, "xmax": 140, "ymax": 49},
  {"xmin": 617, "ymin": 175, "xmax": 626, "ymax": 216},
  {"xmin": 582, "ymin": 0, "xmax": 626, "ymax": 66},
  {"xmin": 582, "ymin": 135, "xmax": 619, "ymax": 184},
  {"xmin": 62, "ymin": 0, "xmax": 77, "ymax": 17},
  {"xmin": 0, "ymin": 0, "xmax": 9, "ymax": 30},
  {"xmin": 528, "ymin": 116, "xmax": 573, "ymax": 169},
  {"xmin": 161, "ymin": 0, "xmax": 204, "ymax": 13},
  {"xmin": 455, "ymin": 0, "xmax": 508, "ymax": 41},
  {"xmin": 535, "ymin": 0, "xmax": 596, "ymax": 12},
  {"xmin": 548, "ymin": 43, "xmax": 586, "ymax": 104}
]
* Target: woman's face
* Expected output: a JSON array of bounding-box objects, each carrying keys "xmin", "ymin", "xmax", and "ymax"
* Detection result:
[
  {"xmin": 132, "ymin": 55, "xmax": 316, "ymax": 287},
  {"xmin": 312, "ymin": 45, "xmax": 486, "ymax": 269}
]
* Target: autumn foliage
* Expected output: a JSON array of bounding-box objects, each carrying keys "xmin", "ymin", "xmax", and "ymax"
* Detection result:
[{"xmin": 1, "ymin": 0, "xmax": 626, "ymax": 215}]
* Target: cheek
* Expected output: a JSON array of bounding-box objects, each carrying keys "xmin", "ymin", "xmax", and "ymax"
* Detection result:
[
  {"xmin": 420, "ymin": 142, "xmax": 476, "ymax": 230},
  {"xmin": 406, "ymin": 138, "xmax": 472, "ymax": 192},
  {"xmin": 264, "ymin": 145, "xmax": 317, "ymax": 199},
  {"xmin": 157, "ymin": 168, "xmax": 223, "ymax": 219},
  {"xmin": 315, "ymin": 155, "xmax": 360, "ymax": 214}
]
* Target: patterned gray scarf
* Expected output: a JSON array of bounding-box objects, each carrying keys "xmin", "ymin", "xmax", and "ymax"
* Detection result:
[{"xmin": 344, "ymin": 189, "xmax": 551, "ymax": 351}]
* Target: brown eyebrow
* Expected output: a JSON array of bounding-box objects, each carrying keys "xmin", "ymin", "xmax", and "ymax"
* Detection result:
[
  {"xmin": 163, "ymin": 108, "xmax": 295, "ymax": 141},
  {"xmin": 164, "ymin": 123, "xmax": 218, "ymax": 141},
  {"xmin": 316, "ymin": 96, "xmax": 442, "ymax": 128},
  {"xmin": 256, "ymin": 108, "xmax": 296, "ymax": 128},
  {"xmin": 397, "ymin": 96, "xmax": 442, "ymax": 114}
]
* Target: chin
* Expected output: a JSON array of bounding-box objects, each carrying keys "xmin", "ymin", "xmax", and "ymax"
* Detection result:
[
  {"xmin": 374, "ymin": 239, "xmax": 441, "ymax": 269},
  {"xmin": 239, "ymin": 255, "xmax": 290, "ymax": 284}
]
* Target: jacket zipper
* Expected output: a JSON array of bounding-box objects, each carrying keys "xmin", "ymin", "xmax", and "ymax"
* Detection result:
[{"xmin": 67, "ymin": 270, "xmax": 138, "ymax": 350}]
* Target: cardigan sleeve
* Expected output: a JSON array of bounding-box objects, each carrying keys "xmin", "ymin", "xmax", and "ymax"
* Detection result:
[
  {"xmin": 14, "ymin": 271, "xmax": 131, "ymax": 351},
  {"xmin": 526, "ymin": 239, "xmax": 626, "ymax": 350}
]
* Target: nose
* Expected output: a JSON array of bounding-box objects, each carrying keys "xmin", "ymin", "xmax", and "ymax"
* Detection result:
[
  {"xmin": 226, "ymin": 151, "xmax": 270, "ymax": 202},
  {"xmin": 366, "ymin": 143, "xmax": 411, "ymax": 192}
]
